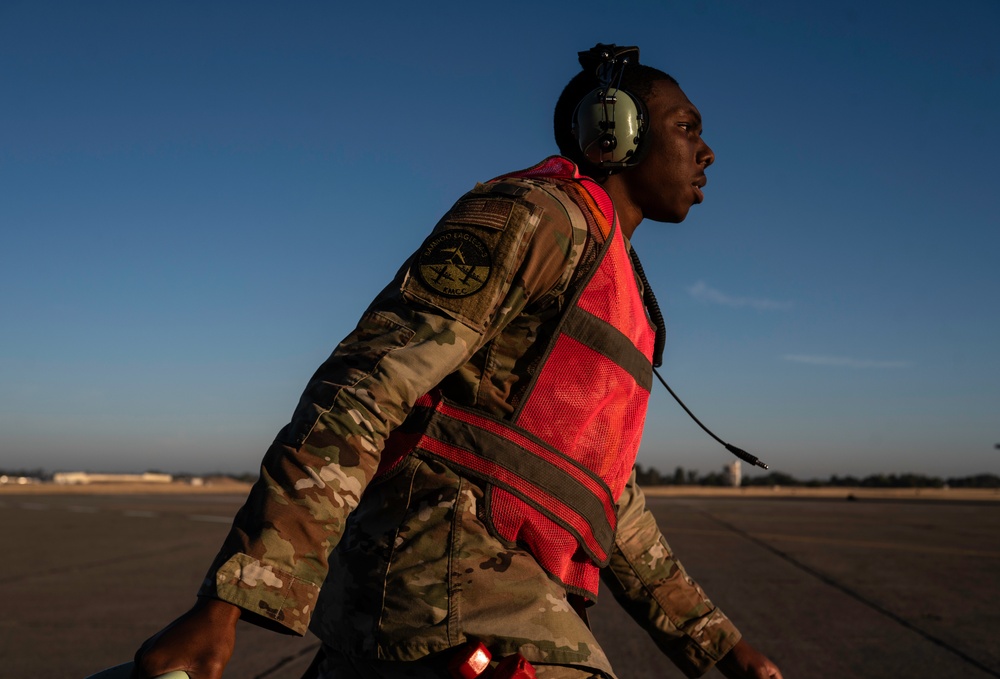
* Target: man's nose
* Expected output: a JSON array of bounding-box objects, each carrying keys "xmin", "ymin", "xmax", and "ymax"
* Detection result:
[{"xmin": 699, "ymin": 139, "xmax": 715, "ymax": 167}]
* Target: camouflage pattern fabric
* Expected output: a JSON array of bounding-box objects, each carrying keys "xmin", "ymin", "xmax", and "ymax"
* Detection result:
[{"xmin": 199, "ymin": 159, "xmax": 740, "ymax": 678}]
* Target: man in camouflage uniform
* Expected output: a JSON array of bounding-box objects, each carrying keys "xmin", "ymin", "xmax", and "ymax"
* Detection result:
[{"xmin": 136, "ymin": 46, "xmax": 783, "ymax": 679}]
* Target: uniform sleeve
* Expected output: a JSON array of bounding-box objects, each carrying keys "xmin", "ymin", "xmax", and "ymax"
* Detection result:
[
  {"xmin": 600, "ymin": 470, "xmax": 742, "ymax": 677},
  {"xmin": 197, "ymin": 180, "xmax": 585, "ymax": 634}
]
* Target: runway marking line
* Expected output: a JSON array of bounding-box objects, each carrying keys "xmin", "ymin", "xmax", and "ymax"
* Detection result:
[
  {"xmin": 123, "ymin": 510, "xmax": 159, "ymax": 518},
  {"xmin": 2, "ymin": 502, "xmax": 233, "ymax": 526},
  {"xmin": 751, "ymin": 531, "xmax": 1000, "ymax": 558},
  {"xmin": 188, "ymin": 514, "xmax": 232, "ymax": 523},
  {"xmin": 668, "ymin": 527, "xmax": 1000, "ymax": 558}
]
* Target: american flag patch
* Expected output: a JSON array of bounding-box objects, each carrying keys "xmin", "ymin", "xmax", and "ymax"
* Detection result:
[{"xmin": 446, "ymin": 198, "xmax": 513, "ymax": 231}]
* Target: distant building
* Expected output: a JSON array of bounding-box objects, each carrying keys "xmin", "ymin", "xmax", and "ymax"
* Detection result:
[
  {"xmin": 724, "ymin": 461, "xmax": 742, "ymax": 488},
  {"xmin": 53, "ymin": 472, "xmax": 173, "ymax": 485}
]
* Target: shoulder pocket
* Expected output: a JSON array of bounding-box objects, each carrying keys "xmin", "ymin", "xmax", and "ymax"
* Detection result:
[{"xmin": 401, "ymin": 192, "xmax": 542, "ymax": 333}]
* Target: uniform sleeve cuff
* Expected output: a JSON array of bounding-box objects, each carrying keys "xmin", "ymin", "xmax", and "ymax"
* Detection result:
[
  {"xmin": 676, "ymin": 611, "xmax": 742, "ymax": 677},
  {"xmin": 199, "ymin": 553, "xmax": 320, "ymax": 635}
]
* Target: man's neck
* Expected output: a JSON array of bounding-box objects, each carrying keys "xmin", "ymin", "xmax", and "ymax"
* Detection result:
[{"xmin": 597, "ymin": 173, "xmax": 642, "ymax": 239}]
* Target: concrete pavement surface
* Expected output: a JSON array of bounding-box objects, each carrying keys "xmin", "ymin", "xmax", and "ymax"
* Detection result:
[
  {"xmin": 3, "ymin": 492, "xmax": 997, "ymax": 678},
  {"xmin": 591, "ymin": 496, "xmax": 1000, "ymax": 679}
]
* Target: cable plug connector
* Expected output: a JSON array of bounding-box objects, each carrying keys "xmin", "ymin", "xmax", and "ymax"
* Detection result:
[{"xmin": 724, "ymin": 443, "xmax": 768, "ymax": 470}]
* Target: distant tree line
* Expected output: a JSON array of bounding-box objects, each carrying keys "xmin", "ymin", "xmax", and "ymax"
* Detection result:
[
  {"xmin": 632, "ymin": 464, "xmax": 1000, "ymax": 489},
  {"xmin": 0, "ymin": 467, "xmax": 49, "ymax": 480}
]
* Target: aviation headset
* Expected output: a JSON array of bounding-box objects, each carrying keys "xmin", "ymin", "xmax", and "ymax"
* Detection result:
[{"xmin": 572, "ymin": 43, "xmax": 648, "ymax": 170}]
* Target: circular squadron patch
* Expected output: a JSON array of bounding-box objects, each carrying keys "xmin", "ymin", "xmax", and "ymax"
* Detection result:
[{"xmin": 416, "ymin": 229, "xmax": 493, "ymax": 298}]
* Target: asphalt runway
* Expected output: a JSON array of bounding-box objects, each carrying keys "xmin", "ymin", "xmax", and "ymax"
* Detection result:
[{"xmin": 3, "ymin": 493, "xmax": 998, "ymax": 679}]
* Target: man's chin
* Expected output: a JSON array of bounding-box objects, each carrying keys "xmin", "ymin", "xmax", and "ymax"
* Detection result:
[{"xmin": 648, "ymin": 209, "xmax": 688, "ymax": 224}]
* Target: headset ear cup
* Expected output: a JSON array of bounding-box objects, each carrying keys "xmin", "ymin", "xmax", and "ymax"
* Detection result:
[
  {"xmin": 573, "ymin": 87, "xmax": 646, "ymax": 169},
  {"xmin": 625, "ymin": 89, "xmax": 649, "ymax": 165}
]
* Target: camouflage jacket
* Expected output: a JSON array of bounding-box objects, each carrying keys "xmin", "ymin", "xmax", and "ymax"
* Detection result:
[{"xmin": 199, "ymin": 159, "xmax": 741, "ymax": 678}]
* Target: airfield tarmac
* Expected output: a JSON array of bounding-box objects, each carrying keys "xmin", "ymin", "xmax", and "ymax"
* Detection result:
[{"xmin": 3, "ymin": 489, "xmax": 998, "ymax": 679}]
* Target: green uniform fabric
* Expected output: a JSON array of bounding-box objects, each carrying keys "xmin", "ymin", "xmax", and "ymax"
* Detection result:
[{"xmin": 198, "ymin": 166, "xmax": 741, "ymax": 678}]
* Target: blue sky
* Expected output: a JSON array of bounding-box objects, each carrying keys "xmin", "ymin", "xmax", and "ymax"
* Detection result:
[{"xmin": 1, "ymin": 1, "xmax": 997, "ymax": 479}]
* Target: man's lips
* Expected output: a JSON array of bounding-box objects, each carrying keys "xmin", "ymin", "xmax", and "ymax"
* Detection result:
[{"xmin": 692, "ymin": 176, "xmax": 707, "ymax": 203}]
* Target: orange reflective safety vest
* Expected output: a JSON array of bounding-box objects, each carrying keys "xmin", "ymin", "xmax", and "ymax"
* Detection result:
[{"xmin": 384, "ymin": 157, "xmax": 655, "ymax": 598}]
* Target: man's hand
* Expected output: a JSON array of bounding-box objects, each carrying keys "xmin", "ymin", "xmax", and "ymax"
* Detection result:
[
  {"xmin": 716, "ymin": 638, "xmax": 783, "ymax": 679},
  {"xmin": 133, "ymin": 598, "xmax": 240, "ymax": 679}
]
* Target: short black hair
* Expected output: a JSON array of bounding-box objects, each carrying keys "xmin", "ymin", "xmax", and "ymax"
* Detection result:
[{"xmin": 553, "ymin": 63, "xmax": 677, "ymax": 175}]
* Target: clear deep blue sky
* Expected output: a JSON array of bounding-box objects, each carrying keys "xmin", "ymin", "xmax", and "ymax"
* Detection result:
[{"xmin": 2, "ymin": 1, "xmax": 998, "ymax": 479}]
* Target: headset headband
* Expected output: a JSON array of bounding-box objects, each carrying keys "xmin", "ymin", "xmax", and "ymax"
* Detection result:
[{"xmin": 578, "ymin": 44, "xmax": 640, "ymax": 86}]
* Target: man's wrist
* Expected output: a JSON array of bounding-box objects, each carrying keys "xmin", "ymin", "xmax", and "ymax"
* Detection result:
[{"xmin": 193, "ymin": 596, "xmax": 242, "ymax": 626}]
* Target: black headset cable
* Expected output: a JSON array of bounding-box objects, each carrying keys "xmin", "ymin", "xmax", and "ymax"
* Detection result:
[{"xmin": 629, "ymin": 248, "xmax": 769, "ymax": 470}]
